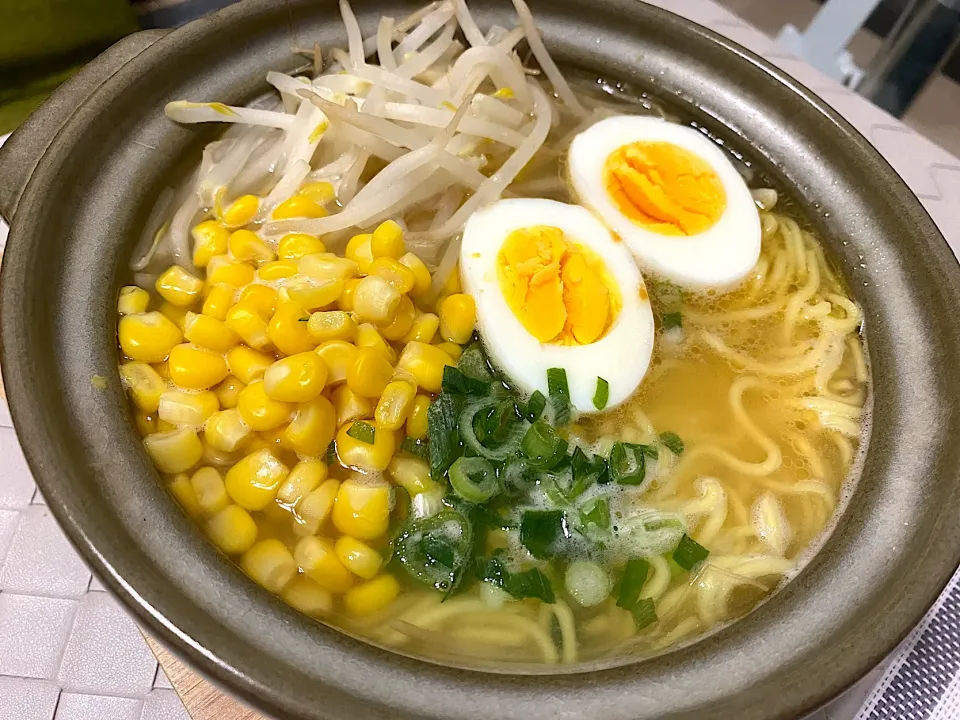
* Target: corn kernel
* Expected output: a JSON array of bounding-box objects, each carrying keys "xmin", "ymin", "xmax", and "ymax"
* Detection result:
[
  {"xmin": 120, "ymin": 362, "xmax": 166, "ymax": 413},
  {"xmin": 343, "ymin": 574, "xmax": 400, "ymax": 616},
  {"xmin": 144, "ymin": 428, "xmax": 203, "ymax": 474},
  {"xmin": 347, "ymin": 347, "xmax": 393, "ymax": 398},
  {"xmin": 294, "ymin": 536, "xmax": 353, "ymax": 592},
  {"xmin": 352, "ymin": 275, "xmax": 401, "ymax": 325},
  {"xmin": 272, "ymin": 195, "xmax": 328, "ymax": 220},
  {"xmin": 299, "ymin": 253, "xmax": 359, "ymax": 283},
  {"xmin": 207, "ymin": 255, "xmax": 256, "ymax": 287},
  {"xmin": 345, "ymin": 233, "xmax": 375, "ymax": 273},
  {"xmin": 283, "ymin": 396, "xmax": 336, "ymax": 457},
  {"xmin": 331, "ymin": 385, "xmax": 372, "ymax": 427},
  {"xmin": 241, "ymin": 539, "xmax": 296, "ymax": 593},
  {"xmin": 434, "ymin": 341, "xmax": 463, "ymax": 361},
  {"xmin": 440, "ymin": 263, "xmax": 462, "ymax": 297},
  {"xmin": 375, "ymin": 381, "xmax": 416, "ymax": 430},
  {"xmin": 135, "ymin": 411, "xmax": 157, "ymax": 436},
  {"xmin": 278, "ymin": 233, "xmax": 326, "ymax": 260},
  {"xmin": 258, "ymin": 424, "xmax": 290, "ymax": 450},
  {"xmin": 263, "ymin": 352, "xmax": 327, "ymax": 403},
  {"xmin": 285, "ymin": 276, "xmax": 344, "ymax": 311},
  {"xmin": 336, "ymin": 422, "xmax": 396, "ymax": 472},
  {"xmin": 277, "ymin": 459, "xmax": 327, "ymax": 504},
  {"xmin": 158, "ymin": 389, "xmax": 219, "ymax": 426},
  {"xmin": 191, "ymin": 220, "xmax": 230, "ymax": 268},
  {"xmin": 202, "ymin": 284, "xmax": 234, "ymax": 320},
  {"xmin": 396, "ymin": 341, "xmax": 453, "ymax": 393},
  {"xmin": 338, "ymin": 278, "xmax": 361, "ymax": 311},
  {"xmin": 237, "ymin": 381, "xmax": 293, "ymax": 431},
  {"xmin": 156, "ymin": 419, "xmax": 178, "ymax": 433},
  {"xmin": 267, "ymin": 302, "xmax": 314, "ymax": 355},
  {"xmin": 296, "ymin": 181, "xmax": 335, "ymax": 205},
  {"xmin": 238, "ymin": 284, "xmax": 278, "ymax": 320},
  {"xmin": 371, "ymin": 220, "xmax": 405, "ymax": 260},
  {"xmin": 258, "ymin": 259, "xmax": 299, "ymax": 281},
  {"xmin": 398, "ymin": 252, "xmax": 432, "ymax": 297},
  {"xmin": 378, "ymin": 295, "xmax": 416, "ymax": 341},
  {"xmin": 406, "ymin": 394, "xmax": 431, "ymax": 440},
  {"xmin": 118, "ymin": 285, "xmax": 150, "ymax": 315},
  {"xmin": 388, "ymin": 456, "xmax": 438, "ymax": 496},
  {"xmin": 226, "ymin": 346, "xmax": 274, "ymax": 385},
  {"xmin": 335, "ymin": 536, "xmax": 383, "ymax": 579},
  {"xmin": 369, "ymin": 257, "xmax": 415, "ymax": 294},
  {"xmin": 159, "ymin": 301, "xmax": 189, "ymax": 329},
  {"xmin": 202, "ymin": 441, "xmax": 241, "ymax": 468},
  {"xmin": 153, "ymin": 361, "xmax": 171, "ymax": 380},
  {"xmin": 314, "ymin": 340, "xmax": 358, "ymax": 385},
  {"xmin": 294, "ymin": 478, "xmax": 340, "ymax": 536},
  {"xmin": 156, "ymin": 266, "xmax": 204, "ymax": 307},
  {"xmin": 191, "ymin": 466, "xmax": 229, "ymax": 515},
  {"xmin": 228, "ymin": 229, "xmax": 275, "ymax": 265},
  {"xmin": 355, "ymin": 324, "xmax": 396, "ymax": 363},
  {"xmin": 169, "ymin": 474, "xmax": 203, "ymax": 519},
  {"xmin": 225, "ymin": 303, "xmax": 271, "ymax": 350},
  {"xmin": 168, "ymin": 343, "xmax": 229, "ymax": 390},
  {"xmin": 119, "ymin": 312, "xmax": 183, "ymax": 362},
  {"xmin": 307, "ymin": 311, "xmax": 356, "ymax": 343},
  {"xmin": 401, "ymin": 312, "xmax": 439, "ymax": 345},
  {"xmin": 204, "ymin": 408, "xmax": 251, "ymax": 452},
  {"xmin": 183, "ymin": 312, "xmax": 239, "ymax": 353},
  {"xmin": 206, "ymin": 504, "xmax": 258, "ymax": 554},
  {"xmin": 282, "ymin": 576, "xmax": 334, "ymax": 616},
  {"xmin": 439, "ymin": 293, "xmax": 476, "ymax": 344},
  {"xmin": 224, "ymin": 448, "xmax": 288, "ymax": 510},
  {"xmin": 221, "ymin": 194, "xmax": 260, "ymax": 228},
  {"xmin": 214, "ymin": 375, "xmax": 245, "ymax": 408}
]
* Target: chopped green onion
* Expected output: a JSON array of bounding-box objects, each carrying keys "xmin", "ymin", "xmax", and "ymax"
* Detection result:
[
  {"xmin": 662, "ymin": 311, "xmax": 682, "ymax": 330},
  {"xmin": 442, "ymin": 365, "xmax": 489, "ymax": 395},
  {"xmin": 400, "ymin": 436, "xmax": 429, "ymax": 461},
  {"xmin": 660, "ymin": 431, "xmax": 685, "ymax": 455},
  {"xmin": 459, "ymin": 398, "xmax": 526, "ymax": 461},
  {"xmin": 520, "ymin": 509, "xmax": 566, "ymax": 559},
  {"xmin": 428, "ymin": 393, "xmax": 464, "ymax": 479},
  {"xmin": 325, "ymin": 440, "xmax": 337, "ymax": 466},
  {"xmin": 346, "ymin": 421, "xmax": 376, "ymax": 444},
  {"xmin": 481, "ymin": 557, "xmax": 555, "ymax": 603},
  {"xmin": 564, "ymin": 560, "xmax": 611, "ymax": 607},
  {"xmin": 525, "ymin": 390, "xmax": 546, "ymax": 421},
  {"xmin": 631, "ymin": 597, "xmax": 658, "ymax": 631},
  {"xmin": 474, "ymin": 399, "xmax": 520, "ymax": 445},
  {"xmin": 609, "ymin": 442, "xmax": 646, "ymax": 485},
  {"xmin": 448, "ymin": 456, "xmax": 498, "ymax": 503},
  {"xmin": 395, "ymin": 511, "xmax": 473, "ymax": 592},
  {"xmin": 501, "ymin": 459, "xmax": 537, "ymax": 497},
  {"xmin": 520, "ymin": 421, "xmax": 568, "ymax": 469},
  {"xmin": 457, "ymin": 342, "xmax": 495, "ymax": 380},
  {"xmin": 673, "ymin": 534, "xmax": 710, "ymax": 570},
  {"xmin": 569, "ymin": 446, "xmax": 605, "ymax": 499},
  {"xmin": 547, "ymin": 367, "xmax": 571, "ymax": 424},
  {"xmin": 593, "ymin": 377, "xmax": 610, "ymax": 410},
  {"xmin": 616, "ymin": 558, "xmax": 650, "ymax": 611},
  {"xmin": 579, "ymin": 497, "xmax": 611, "ymax": 531}
]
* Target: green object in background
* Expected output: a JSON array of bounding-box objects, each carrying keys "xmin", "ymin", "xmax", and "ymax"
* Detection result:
[{"xmin": 0, "ymin": 0, "xmax": 139, "ymax": 134}]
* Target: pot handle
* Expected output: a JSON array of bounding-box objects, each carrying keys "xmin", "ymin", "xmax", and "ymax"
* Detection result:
[{"xmin": 0, "ymin": 29, "xmax": 170, "ymax": 224}]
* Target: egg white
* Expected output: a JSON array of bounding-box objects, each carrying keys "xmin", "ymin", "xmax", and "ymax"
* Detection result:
[
  {"xmin": 459, "ymin": 198, "xmax": 655, "ymax": 413},
  {"xmin": 567, "ymin": 115, "xmax": 761, "ymax": 292}
]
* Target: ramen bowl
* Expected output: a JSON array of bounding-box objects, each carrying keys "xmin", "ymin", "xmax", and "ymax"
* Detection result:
[{"xmin": 1, "ymin": 1, "xmax": 959, "ymax": 718}]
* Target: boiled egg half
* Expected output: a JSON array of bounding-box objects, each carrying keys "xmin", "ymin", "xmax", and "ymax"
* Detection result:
[
  {"xmin": 460, "ymin": 198, "xmax": 655, "ymax": 412},
  {"xmin": 568, "ymin": 115, "xmax": 761, "ymax": 292}
]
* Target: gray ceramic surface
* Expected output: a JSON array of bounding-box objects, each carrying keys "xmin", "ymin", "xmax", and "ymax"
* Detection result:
[{"xmin": 1, "ymin": 1, "xmax": 959, "ymax": 718}]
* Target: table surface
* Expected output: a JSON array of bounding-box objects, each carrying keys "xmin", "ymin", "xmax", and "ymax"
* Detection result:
[{"xmin": 0, "ymin": 1, "xmax": 959, "ymax": 719}]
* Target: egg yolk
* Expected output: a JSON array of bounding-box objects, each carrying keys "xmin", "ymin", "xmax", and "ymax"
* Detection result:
[
  {"xmin": 497, "ymin": 226, "xmax": 619, "ymax": 345},
  {"xmin": 603, "ymin": 141, "xmax": 726, "ymax": 236}
]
